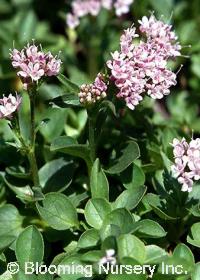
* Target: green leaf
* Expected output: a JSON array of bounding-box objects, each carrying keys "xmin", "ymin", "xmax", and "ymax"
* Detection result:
[
  {"xmin": 0, "ymin": 204, "xmax": 23, "ymax": 237},
  {"xmin": 57, "ymin": 73, "xmax": 80, "ymax": 94},
  {"xmin": 119, "ymin": 258, "xmax": 147, "ymax": 279},
  {"xmin": 121, "ymin": 164, "xmax": 145, "ymax": 189},
  {"xmin": 145, "ymin": 245, "xmax": 168, "ymax": 264},
  {"xmin": 38, "ymin": 158, "xmax": 75, "ymax": 193},
  {"xmin": 81, "ymin": 250, "xmax": 102, "ymax": 262},
  {"xmin": 3, "ymin": 177, "xmax": 34, "ymax": 202},
  {"xmin": 85, "ymin": 198, "xmax": 111, "ymax": 229},
  {"xmin": 15, "ymin": 268, "xmax": 38, "ymax": 280},
  {"xmin": 114, "ymin": 186, "xmax": 147, "ymax": 210},
  {"xmin": 16, "ymin": 225, "xmax": 44, "ymax": 268},
  {"xmin": 50, "ymin": 136, "xmax": 92, "ymax": 169},
  {"xmin": 78, "ymin": 229, "xmax": 100, "ymax": 249},
  {"xmin": 19, "ymin": 10, "xmax": 37, "ymax": 42},
  {"xmin": 6, "ymin": 166, "xmax": 30, "ymax": 179},
  {"xmin": 50, "ymin": 94, "xmax": 81, "ymax": 108},
  {"xmin": 37, "ymin": 274, "xmax": 53, "ymax": 280},
  {"xmin": 188, "ymin": 183, "xmax": 200, "ymax": 201},
  {"xmin": 107, "ymin": 273, "xmax": 146, "ymax": 280},
  {"xmin": 150, "ymin": 0, "xmax": 173, "ymax": 17},
  {"xmin": 36, "ymin": 193, "xmax": 79, "ymax": 230},
  {"xmin": 189, "ymin": 204, "xmax": 200, "ymax": 217},
  {"xmin": 0, "ymin": 271, "xmax": 15, "ymax": 280},
  {"xmin": 132, "ymin": 219, "xmax": 167, "ymax": 238},
  {"xmin": 0, "ymin": 235, "xmax": 16, "ymax": 252},
  {"xmin": 90, "ymin": 158, "xmax": 109, "ymax": 200},
  {"xmin": 64, "ymin": 241, "xmax": 78, "ymax": 255},
  {"xmin": 106, "ymin": 141, "xmax": 140, "ymax": 174},
  {"xmin": 173, "ymin": 243, "xmax": 194, "ymax": 265},
  {"xmin": 69, "ymin": 192, "xmax": 89, "ymax": 208},
  {"xmin": 187, "ymin": 222, "xmax": 200, "ymax": 248},
  {"xmin": 192, "ymin": 263, "xmax": 200, "ymax": 280},
  {"xmin": 156, "ymin": 244, "xmax": 195, "ymax": 278},
  {"xmin": 100, "ymin": 100, "xmax": 117, "ymax": 117},
  {"xmin": 144, "ymin": 194, "xmax": 177, "ymax": 220},
  {"xmin": 39, "ymin": 108, "xmax": 67, "ymax": 142},
  {"xmin": 117, "ymin": 234, "xmax": 146, "ymax": 264},
  {"xmin": 57, "ymin": 254, "xmax": 86, "ymax": 280},
  {"xmin": 100, "ymin": 208, "xmax": 135, "ymax": 239}
]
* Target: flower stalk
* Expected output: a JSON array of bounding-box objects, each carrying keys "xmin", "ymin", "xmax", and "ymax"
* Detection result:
[
  {"xmin": 88, "ymin": 115, "xmax": 96, "ymax": 162},
  {"xmin": 9, "ymin": 42, "xmax": 62, "ymax": 189},
  {"xmin": 28, "ymin": 90, "xmax": 40, "ymax": 188},
  {"xmin": 78, "ymin": 73, "xmax": 108, "ymax": 165}
]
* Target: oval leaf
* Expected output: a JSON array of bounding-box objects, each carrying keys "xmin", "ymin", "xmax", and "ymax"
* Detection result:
[
  {"xmin": 90, "ymin": 158, "xmax": 109, "ymax": 200},
  {"xmin": 105, "ymin": 141, "xmax": 140, "ymax": 174},
  {"xmin": 85, "ymin": 198, "xmax": 111, "ymax": 229},
  {"xmin": 187, "ymin": 222, "xmax": 200, "ymax": 248},
  {"xmin": 114, "ymin": 186, "xmax": 147, "ymax": 210},
  {"xmin": 132, "ymin": 219, "xmax": 167, "ymax": 238},
  {"xmin": 50, "ymin": 136, "xmax": 92, "ymax": 169},
  {"xmin": 16, "ymin": 225, "xmax": 44, "ymax": 268},
  {"xmin": 117, "ymin": 234, "xmax": 146, "ymax": 264},
  {"xmin": 36, "ymin": 193, "xmax": 79, "ymax": 230},
  {"xmin": 78, "ymin": 229, "xmax": 99, "ymax": 249},
  {"xmin": 57, "ymin": 73, "xmax": 80, "ymax": 94}
]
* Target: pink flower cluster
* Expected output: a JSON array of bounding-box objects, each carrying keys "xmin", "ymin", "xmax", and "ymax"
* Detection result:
[
  {"xmin": 0, "ymin": 94, "xmax": 22, "ymax": 119},
  {"xmin": 10, "ymin": 42, "xmax": 62, "ymax": 90},
  {"xmin": 66, "ymin": 0, "xmax": 134, "ymax": 29},
  {"xmin": 171, "ymin": 138, "xmax": 200, "ymax": 192},
  {"xmin": 79, "ymin": 73, "xmax": 107, "ymax": 104},
  {"xmin": 107, "ymin": 15, "xmax": 181, "ymax": 110}
]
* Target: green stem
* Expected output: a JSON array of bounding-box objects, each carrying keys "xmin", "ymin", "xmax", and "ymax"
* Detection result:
[
  {"xmin": 88, "ymin": 116, "xmax": 96, "ymax": 162},
  {"xmin": 28, "ymin": 150, "xmax": 39, "ymax": 187},
  {"xmin": 28, "ymin": 91, "xmax": 40, "ymax": 188}
]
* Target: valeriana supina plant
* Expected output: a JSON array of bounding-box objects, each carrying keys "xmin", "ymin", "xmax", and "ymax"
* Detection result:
[
  {"xmin": 66, "ymin": 0, "xmax": 134, "ymax": 29},
  {"xmin": 107, "ymin": 15, "xmax": 181, "ymax": 110},
  {"xmin": 10, "ymin": 42, "xmax": 62, "ymax": 90},
  {"xmin": 9, "ymin": 42, "xmax": 62, "ymax": 190},
  {"xmin": 0, "ymin": 94, "xmax": 22, "ymax": 120},
  {"xmin": 171, "ymin": 138, "xmax": 200, "ymax": 192}
]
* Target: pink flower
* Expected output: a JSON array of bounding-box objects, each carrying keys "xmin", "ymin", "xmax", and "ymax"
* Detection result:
[
  {"xmin": 46, "ymin": 57, "xmax": 62, "ymax": 76},
  {"xmin": 178, "ymin": 173, "xmax": 193, "ymax": 193},
  {"xmin": 94, "ymin": 73, "xmax": 108, "ymax": 92},
  {"xmin": 102, "ymin": 0, "xmax": 112, "ymax": 9},
  {"xmin": 114, "ymin": 0, "xmax": 134, "ymax": 16},
  {"xmin": 171, "ymin": 137, "xmax": 200, "ymax": 192},
  {"xmin": 172, "ymin": 138, "xmax": 188, "ymax": 158},
  {"xmin": 79, "ymin": 73, "xmax": 108, "ymax": 105},
  {"xmin": 66, "ymin": 13, "xmax": 80, "ymax": 29},
  {"xmin": 10, "ymin": 42, "xmax": 62, "ymax": 89},
  {"xmin": 66, "ymin": 0, "xmax": 134, "ymax": 28},
  {"xmin": 88, "ymin": 0, "xmax": 101, "ymax": 16},
  {"xmin": 18, "ymin": 62, "xmax": 45, "ymax": 81},
  {"xmin": 107, "ymin": 15, "xmax": 181, "ymax": 109},
  {"xmin": 171, "ymin": 158, "xmax": 186, "ymax": 178},
  {"xmin": 72, "ymin": 0, "xmax": 88, "ymax": 17},
  {"xmin": 0, "ymin": 94, "xmax": 22, "ymax": 119},
  {"xmin": 139, "ymin": 15, "xmax": 181, "ymax": 58}
]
